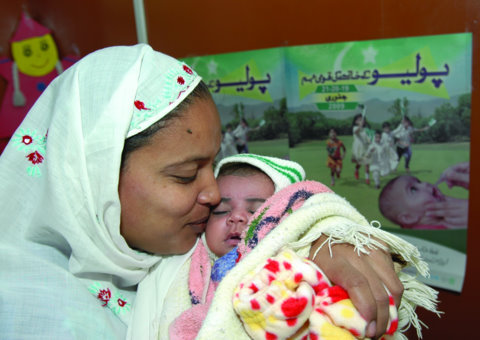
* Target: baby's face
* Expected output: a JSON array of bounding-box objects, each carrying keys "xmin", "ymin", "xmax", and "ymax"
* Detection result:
[
  {"xmin": 393, "ymin": 175, "xmax": 446, "ymax": 218},
  {"xmin": 205, "ymin": 173, "xmax": 275, "ymax": 257}
]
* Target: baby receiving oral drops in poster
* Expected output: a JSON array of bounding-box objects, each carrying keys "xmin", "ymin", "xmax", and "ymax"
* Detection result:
[{"xmin": 0, "ymin": 12, "xmax": 78, "ymax": 153}]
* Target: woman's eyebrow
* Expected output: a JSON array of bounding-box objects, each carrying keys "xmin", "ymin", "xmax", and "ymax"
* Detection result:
[{"xmin": 163, "ymin": 156, "xmax": 208, "ymax": 169}]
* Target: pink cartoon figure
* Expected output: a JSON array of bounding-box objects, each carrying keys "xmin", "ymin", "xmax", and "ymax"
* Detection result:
[{"xmin": 0, "ymin": 12, "xmax": 78, "ymax": 153}]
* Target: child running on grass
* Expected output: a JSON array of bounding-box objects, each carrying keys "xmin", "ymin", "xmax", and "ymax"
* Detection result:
[
  {"xmin": 351, "ymin": 113, "xmax": 372, "ymax": 185},
  {"xmin": 326, "ymin": 128, "xmax": 346, "ymax": 186}
]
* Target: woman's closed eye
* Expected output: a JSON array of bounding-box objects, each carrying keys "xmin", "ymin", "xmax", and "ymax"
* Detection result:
[{"xmin": 173, "ymin": 174, "xmax": 197, "ymax": 184}]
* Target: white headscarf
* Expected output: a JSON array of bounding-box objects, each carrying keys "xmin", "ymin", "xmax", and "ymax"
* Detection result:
[{"xmin": 0, "ymin": 44, "xmax": 201, "ymax": 338}]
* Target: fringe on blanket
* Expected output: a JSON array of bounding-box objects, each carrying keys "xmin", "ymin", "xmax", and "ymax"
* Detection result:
[{"xmin": 289, "ymin": 215, "xmax": 440, "ymax": 339}]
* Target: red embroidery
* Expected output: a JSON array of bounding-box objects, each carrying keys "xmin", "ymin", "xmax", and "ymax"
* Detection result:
[
  {"xmin": 117, "ymin": 298, "xmax": 127, "ymax": 307},
  {"xmin": 183, "ymin": 65, "xmax": 193, "ymax": 75},
  {"xmin": 22, "ymin": 135, "xmax": 33, "ymax": 145},
  {"xmin": 134, "ymin": 100, "xmax": 150, "ymax": 111},
  {"xmin": 97, "ymin": 288, "xmax": 112, "ymax": 307},
  {"xmin": 26, "ymin": 151, "xmax": 44, "ymax": 165},
  {"xmin": 177, "ymin": 76, "xmax": 185, "ymax": 85}
]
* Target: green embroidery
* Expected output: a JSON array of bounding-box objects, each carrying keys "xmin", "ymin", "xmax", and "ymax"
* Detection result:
[
  {"xmin": 12, "ymin": 128, "xmax": 47, "ymax": 177},
  {"xmin": 88, "ymin": 282, "xmax": 131, "ymax": 316},
  {"xmin": 129, "ymin": 63, "xmax": 198, "ymax": 134},
  {"xmin": 245, "ymin": 206, "xmax": 269, "ymax": 244}
]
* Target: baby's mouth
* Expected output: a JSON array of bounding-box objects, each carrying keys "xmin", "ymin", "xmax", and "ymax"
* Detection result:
[{"xmin": 226, "ymin": 233, "xmax": 242, "ymax": 246}]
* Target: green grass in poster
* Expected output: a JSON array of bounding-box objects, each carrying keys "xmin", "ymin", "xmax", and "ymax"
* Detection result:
[{"xmin": 249, "ymin": 136, "xmax": 469, "ymax": 253}]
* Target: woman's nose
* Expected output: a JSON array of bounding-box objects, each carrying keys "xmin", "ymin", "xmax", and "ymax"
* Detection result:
[{"xmin": 197, "ymin": 173, "xmax": 221, "ymax": 206}]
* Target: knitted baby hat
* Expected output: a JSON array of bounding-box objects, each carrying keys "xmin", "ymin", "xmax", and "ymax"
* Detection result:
[{"xmin": 214, "ymin": 154, "xmax": 306, "ymax": 192}]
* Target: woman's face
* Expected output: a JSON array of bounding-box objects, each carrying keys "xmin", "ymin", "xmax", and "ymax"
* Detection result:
[{"xmin": 118, "ymin": 97, "xmax": 222, "ymax": 255}]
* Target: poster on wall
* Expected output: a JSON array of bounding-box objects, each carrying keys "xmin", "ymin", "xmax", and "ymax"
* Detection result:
[
  {"xmin": 182, "ymin": 48, "xmax": 290, "ymax": 161},
  {"xmin": 284, "ymin": 33, "xmax": 471, "ymax": 293},
  {"xmin": 183, "ymin": 32, "xmax": 471, "ymax": 292}
]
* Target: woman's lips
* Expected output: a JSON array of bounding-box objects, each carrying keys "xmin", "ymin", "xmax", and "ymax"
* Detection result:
[{"xmin": 188, "ymin": 216, "xmax": 209, "ymax": 233}]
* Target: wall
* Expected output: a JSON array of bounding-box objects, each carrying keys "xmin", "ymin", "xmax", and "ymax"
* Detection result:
[{"xmin": 1, "ymin": 0, "xmax": 478, "ymax": 338}]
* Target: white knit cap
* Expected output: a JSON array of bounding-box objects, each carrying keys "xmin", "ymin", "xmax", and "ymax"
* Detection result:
[{"xmin": 214, "ymin": 154, "xmax": 306, "ymax": 192}]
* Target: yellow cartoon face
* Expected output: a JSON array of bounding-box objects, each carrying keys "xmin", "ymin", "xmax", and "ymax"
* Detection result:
[{"xmin": 11, "ymin": 34, "xmax": 59, "ymax": 77}]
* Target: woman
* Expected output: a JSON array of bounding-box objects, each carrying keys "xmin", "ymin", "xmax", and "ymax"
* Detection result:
[{"xmin": 0, "ymin": 45, "xmax": 402, "ymax": 338}]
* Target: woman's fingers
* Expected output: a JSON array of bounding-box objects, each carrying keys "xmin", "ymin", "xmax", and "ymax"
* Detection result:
[{"xmin": 310, "ymin": 237, "xmax": 401, "ymax": 338}]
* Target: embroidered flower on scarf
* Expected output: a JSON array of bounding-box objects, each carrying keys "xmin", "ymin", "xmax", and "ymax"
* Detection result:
[
  {"xmin": 97, "ymin": 288, "xmax": 112, "ymax": 307},
  {"xmin": 128, "ymin": 62, "xmax": 199, "ymax": 136},
  {"xmin": 89, "ymin": 282, "xmax": 131, "ymax": 316},
  {"xmin": 12, "ymin": 128, "xmax": 47, "ymax": 177}
]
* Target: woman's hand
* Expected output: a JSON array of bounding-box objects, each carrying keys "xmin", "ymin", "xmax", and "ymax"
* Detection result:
[{"xmin": 309, "ymin": 235, "xmax": 403, "ymax": 339}]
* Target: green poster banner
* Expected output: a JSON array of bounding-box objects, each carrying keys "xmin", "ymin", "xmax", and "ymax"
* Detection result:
[
  {"xmin": 285, "ymin": 33, "xmax": 471, "ymax": 293},
  {"xmin": 183, "ymin": 47, "xmax": 290, "ymax": 160},
  {"xmin": 183, "ymin": 33, "xmax": 471, "ymax": 292}
]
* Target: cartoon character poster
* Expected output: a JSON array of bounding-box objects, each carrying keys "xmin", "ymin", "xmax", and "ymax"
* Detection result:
[
  {"xmin": 182, "ymin": 33, "xmax": 471, "ymax": 292},
  {"xmin": 0, "ymin": 13, "xmax": 78, "ymax": 154}
]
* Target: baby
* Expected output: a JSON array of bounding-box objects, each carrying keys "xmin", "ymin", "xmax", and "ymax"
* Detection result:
[
  {"xmin": 171, "ymin": 154, "xmax": 400, "ymax": 340},
  {"xmin": 379, "ymin": 174, "xmax": 467, "ymax": 229},
  {"xmin": 205, "ymin": 161, "xmax": 276, "ymax": 257}
]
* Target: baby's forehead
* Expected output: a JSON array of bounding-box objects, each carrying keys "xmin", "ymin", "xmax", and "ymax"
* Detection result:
[
  {"xmin": 394, "ymin": 175, "xmax": 421, "ymax": 189},
  {"xmin": 219, "ymin": 172, "xmax": 273, "ymax": 188}
]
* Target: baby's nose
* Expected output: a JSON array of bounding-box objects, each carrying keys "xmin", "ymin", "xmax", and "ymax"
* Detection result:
[{"xmin": 228, "ymin": 209, "xmax": 248, "ymax": 226}]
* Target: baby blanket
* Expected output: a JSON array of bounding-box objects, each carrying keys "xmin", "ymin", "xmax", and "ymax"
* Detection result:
[{"xmin": 170, "ymin": 181, "xmax": 439, "ymax": 339}]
